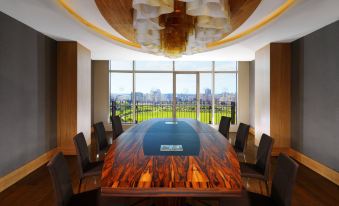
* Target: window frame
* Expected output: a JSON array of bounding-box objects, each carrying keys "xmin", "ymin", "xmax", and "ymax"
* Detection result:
[{"xmin": 109, "ymin": 61, "xmax": 238, "ymax": 125}]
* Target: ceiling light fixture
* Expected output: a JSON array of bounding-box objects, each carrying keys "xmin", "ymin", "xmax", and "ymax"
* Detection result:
[{"xmin": 133, "ymin": 0, "xmax": 232, "ymax": 58}]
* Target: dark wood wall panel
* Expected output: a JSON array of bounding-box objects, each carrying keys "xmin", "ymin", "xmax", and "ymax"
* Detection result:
[
  {"xmin": 57, "ymin": 42, "xmax": 77, "ymax": 154},
  {"xmin": 270, "ymin": 43, "xmax": 291, "ymax": 149}
]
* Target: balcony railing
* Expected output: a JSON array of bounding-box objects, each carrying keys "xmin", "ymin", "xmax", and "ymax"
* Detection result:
[{"xmin": 110, "ymin": 100, "xmax": 236, "ymax": 125}]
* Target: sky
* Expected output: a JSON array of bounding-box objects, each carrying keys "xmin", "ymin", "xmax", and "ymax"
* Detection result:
[{"xmin": 110, "ymin": 61, "xmax": 237, "ymax": 95}]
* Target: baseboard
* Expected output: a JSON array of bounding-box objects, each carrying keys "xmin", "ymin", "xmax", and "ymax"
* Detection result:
[
  {"xmin": 0, "ymin": 148, "xmax": 58, "ymax": 192},
  {"xmin": 58, "ymin": 147, "xmax": 76, "ymax": 155},
  {"xmin": 271, "ymin": 147, "xmax": 290, "ymax": 156},
  {"xmin": 288, "ymin": 149, "xmax": 339, "ymax": 186}
]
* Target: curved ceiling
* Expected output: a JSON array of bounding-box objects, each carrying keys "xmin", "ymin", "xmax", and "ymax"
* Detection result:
[
  {"xmin": 94, "ymin": 0, "xmax": 262, "ymax": 44},
  {"xmin": 0, "ymin": 0, "xmax": 339, "ymax": 60},
  {"xmin": 60, "ymin": 0, "xmax": 293, "ymax": 51}
]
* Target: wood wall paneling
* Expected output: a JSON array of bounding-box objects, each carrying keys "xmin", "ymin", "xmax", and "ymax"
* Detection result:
[
  {"xmin": 57, "ymin": 42, "xmax": 78, "ymax": 154},
  {"xmin": 270, "ymin": 43, "xmax": 291, "ymax": 149},
  {"xmin": 254, "ymin": 43, "xmax": 291, "ymax": 149}
]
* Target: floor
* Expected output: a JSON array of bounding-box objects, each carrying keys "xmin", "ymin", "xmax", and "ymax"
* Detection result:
[{"xmin": 0, "ymin": 133, "xmax": 338, "ymax": 206}]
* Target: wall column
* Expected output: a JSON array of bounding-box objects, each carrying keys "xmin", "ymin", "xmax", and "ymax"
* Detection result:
[
  {"xmin": 57, "ymin": 42, "xmax": 91, "ymax": 155},
  {"xmin": 254, "ymin": 43, "xmax": 291, "ymax": 151}
]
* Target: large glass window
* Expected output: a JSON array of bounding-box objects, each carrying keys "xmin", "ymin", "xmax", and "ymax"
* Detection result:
[
  {"xmin": 110, "ymin": 61, "xmax": 133, "ymax": 71},
  {"xmin": 199, "ymin": 73, "xmax": 212, "ymax": 124},
  {"xmin": 135, "ymin": 61, "xmax": 173, "ymax": 71},
  {"xmin": 215, "ymin": 61, "xmax": 237, "ymax": 71},
  {"xmin": 110, "ymin": 73, "xmax": 133, "ymax": 123},
  {"xmin": 175, "ymin": 61, "xmax": 212, "ymax": 71},
  {"xmin": 176, "ymin": 74, "xmax": 197, "ymax": 119},
  {"xmin": 109, "ymin": 61, "xmax": 237, "ymax": 125},
  {"xmin": 214, "ymin": 73, "xmax": 237, "ymax": 124},
  {"xmin": 135, "ymin": 73, "xmax": 173, "ymax": 122}
]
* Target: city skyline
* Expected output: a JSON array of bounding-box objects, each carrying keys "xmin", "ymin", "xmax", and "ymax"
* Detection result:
[{"xmin": 110, "ymin": 88, "xmax": 237, "ymax": 103}]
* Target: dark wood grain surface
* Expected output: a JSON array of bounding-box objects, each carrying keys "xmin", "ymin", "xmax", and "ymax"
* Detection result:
[
  {"xmin": 1, "ymin": 133, "xmax": 338, "ymax": 206},
  {"xmin": 101, "ymin": 119, "xmax": 242, "ymax": 197}
]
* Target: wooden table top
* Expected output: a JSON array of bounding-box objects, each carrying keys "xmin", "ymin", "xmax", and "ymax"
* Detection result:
[{"xmin": 101, "ymin": 118, "xmax": 242, "ymax": 197}]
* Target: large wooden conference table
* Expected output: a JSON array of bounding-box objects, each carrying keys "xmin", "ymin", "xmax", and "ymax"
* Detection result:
[{"xmin": 101, "ymin": 118, "xmax": 242, "ymax": 197}]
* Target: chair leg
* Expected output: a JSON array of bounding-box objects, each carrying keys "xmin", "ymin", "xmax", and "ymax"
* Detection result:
[
  {"xmin": 78, "ymin": 178, "xmax": 83, "ymax": 193},
  {"xmin": 265, "ymin": 180, "xmax": 270, "ymax": 196}
]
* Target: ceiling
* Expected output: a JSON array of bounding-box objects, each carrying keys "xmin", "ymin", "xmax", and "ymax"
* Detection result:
[
  {"xmin": 94, "ymin": 0, "xmax": 262, "ymax": 44},
  {"xmin": 0, "ymin": 0, "xmax": 339, "ymax": 61}
]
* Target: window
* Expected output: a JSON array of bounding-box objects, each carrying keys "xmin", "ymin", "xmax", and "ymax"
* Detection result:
[
  {"xmin": 110, "ymin": 72, "xmax": 133, "ymax": 123},
  {"xmin": 215, "ymin": 61, "xmax": 237, "ymax": 71},
  {"xmin": 176, "ymin": 74, "xmax": 197, "ymax": 119},
  {"xmin": 135, "ymin": 73, "xmax": 173, "ymax": 122},
  {"xmin": 109, "ymin": 61, "xmax": 237, "ymax": 125},
  {"xmin": 199, "ymin": 73, "xmax": 212, "ymax": 124},
  {"xmin": 110, "ymin": 61, "xmax": 133, "ymax": 71},
  {"xmin": 214, "ymin": 73, "xmax": 237, "ymax": 124},
  {"xmin": 175, "ymin": 61, "xmax": 212, "ymax": 71},
  {"xmin": 135, "ymin": 61, "xmax": 173, "ymax": 71}
]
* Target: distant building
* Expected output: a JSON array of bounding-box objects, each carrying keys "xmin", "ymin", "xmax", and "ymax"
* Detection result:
[
  {"xmin": 135, "ymin": 92, "xmax": 144, "ymax": 102},
  {"xmin": 150, "ymin": 89, "xmax": 161, "ymax": 102},
  {"xmin": 205, "ymin": 88, "xmax": 211, "ymax": 95},
  {"xmin": 203, "ymin": 88, "xmax": 212, "ymax": 102}
]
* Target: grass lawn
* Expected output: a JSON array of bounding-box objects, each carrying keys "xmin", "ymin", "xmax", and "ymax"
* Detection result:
[{"xmin": 114, "ymin": 105, "xmax": 235, "ymax": 124}]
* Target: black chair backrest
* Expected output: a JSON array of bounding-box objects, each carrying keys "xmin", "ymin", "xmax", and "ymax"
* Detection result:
[
  {"xmin": 73, "ymin": 132, "xmax": 90, "ymax": 177},
  {"xmin": 93, "ymin": 122, "xmax": 108, "ymax": 151},
  {"xmin": 255, "ymin": 133, "xmax": 274, "ymax": 178},
  {"xmin": 271, "ymin": 153, "xmax": 299, "ymax": 206},
  {"xmin": 218, "ymin": 116, "xmax": 231, "ymax": 139},
  {"xmin": 111, "ymin": 115, "xmax": 123, "ymax": 140},
  {"xmin": 47, "ymin": 152, "xmax": 73, "ymax": 206},
  {"xmin": 234, "ymin": 123, "xmax": 250, "ymax": 152}
]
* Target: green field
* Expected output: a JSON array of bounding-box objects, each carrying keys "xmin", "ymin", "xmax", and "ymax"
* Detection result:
[{"xmin": 112, "ymin": 104, "xmax": 235, "ymax": 124}]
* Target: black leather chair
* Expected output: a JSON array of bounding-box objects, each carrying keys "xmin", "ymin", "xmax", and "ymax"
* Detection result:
[
  {"xmin": 248, "ymin": 153, "xmax": 299, "ymax": 206},
  {"xmin": 221, "ymin": 153, "xmax": 299, "ymax": 206},
  {"xmin": 47, "ymin": 152, "xmax": 102, "ymax": 206},
  {"xmin": 73, "ymin": 132, "xmax": 103, "ymax": 192},
  {"xmin": 240, "ymin": 133, "xmax": 274, "ymax": 195},
  {"xmin": 93, "ymin": 122, "xmax": 110, "ymax": 154},
  {"xmin": 218, "ymin": 116, "xmax": 231, "ymax": 139},
  {"xmin": 110, "ymin": 115, "xmax": 124, "ymax": 140},
  {"xmin": 234, "ymin": 123, "xmax": 250, "ymax": 161}
]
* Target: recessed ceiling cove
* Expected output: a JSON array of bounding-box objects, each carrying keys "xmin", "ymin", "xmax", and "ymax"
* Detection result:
[
  {"xmin": 95, "ymin": 0, "xmax": 261, "ymax": 57},
  {"xmin": 57, "ymin": 0, "xmax": 296, "ymax": 58},
  {"xmin": 2, "ymin": 0, "xmax": 339, "ymax": 60},
  {"xmin": 95, "ymin": 0, "xmax": 262, "ymax": 58}
]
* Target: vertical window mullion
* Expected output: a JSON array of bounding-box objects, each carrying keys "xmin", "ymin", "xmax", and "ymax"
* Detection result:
[
  {"xmin": 132, "ymin": 61, "xmax": 136, "ymax": 124},
  {"xmin": 236, "ymin": 62, "xmax": 238, "ymax": 124},
  {"xmin": 196, "ymin": 72, "xmax": 200, "ymax": 121},
  {"xmin": 109, "ymin": 61, "xmax": 111, "ymax": 123},
  {"xmin": 212, "ymin": 61, "xmax": 215, "ymax": 125},
  {"xmin": 172, "ymin": 61, "xmax": 176, "ymax": 119}
]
